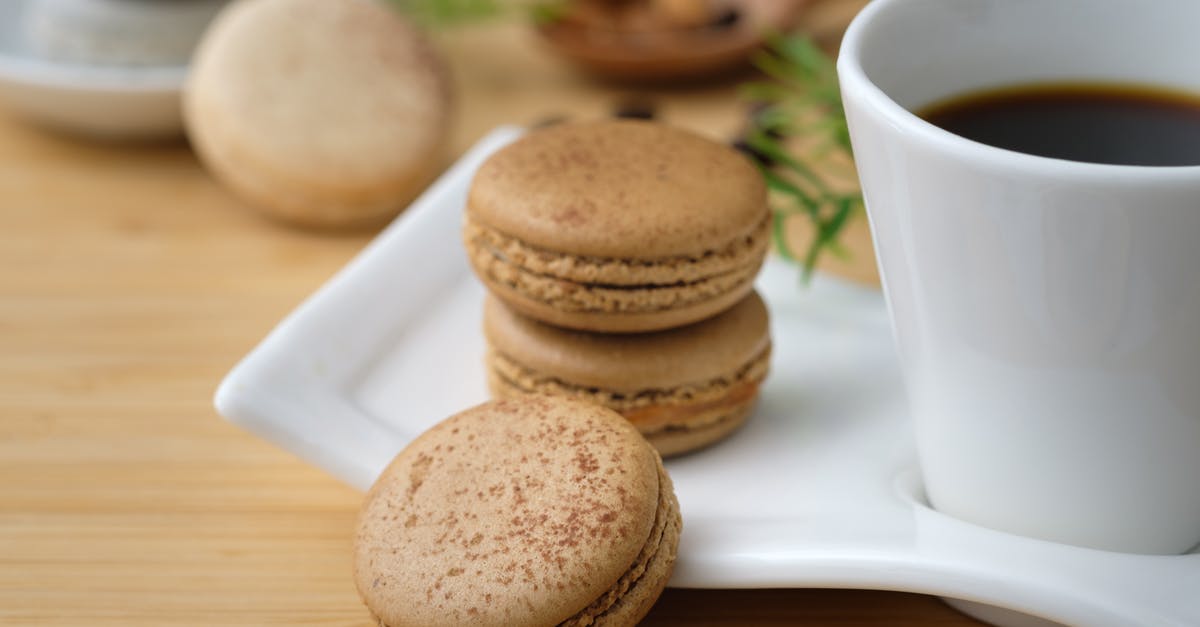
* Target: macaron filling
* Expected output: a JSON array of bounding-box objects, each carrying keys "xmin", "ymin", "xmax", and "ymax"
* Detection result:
[
  {"xmin": 488, "ymin": 346, "xmax": 770, "ymax": 436},
  {"xmin": 465, "ymin": 213, "xmax": 769, "ymax": 285},
  {"xmin": 465, "ymin": 214, "xmax": 769, "ymax": 314},
  {"xmin": 623, "ymin": 379, "xmax": 762, "ymax": 434}
]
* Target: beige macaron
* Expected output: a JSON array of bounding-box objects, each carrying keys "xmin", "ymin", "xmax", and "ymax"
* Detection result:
[
  {"xmin": 185, "ymin": 0, "xmax": 452, "ymax": 229},
  {"xmin": 484, "ymin": 290, "xmax": 771, "ymax": 457},
  {"xmin": 464, "ymin": 119, "xmax": 769, "ymax": 333},
  {"xmin": 354, "ymin": 397, "xmax": 681, "ymax": 627}
]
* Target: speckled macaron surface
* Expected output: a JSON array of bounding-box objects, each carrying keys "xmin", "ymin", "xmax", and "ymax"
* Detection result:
[
  {"xmin": 354, "ymin": 398, "xmax": 681, "ymax": 627},
  {"xmin": 464, "ymin": 119, "xmax": 769, "ymax": 333},
  {"xmin": 185, "ymin": 0, "xmax": 452, "ymax": 229},
  {"xmin": 485, "ymin": 291, "xmax": 771, "ymax": 457}
]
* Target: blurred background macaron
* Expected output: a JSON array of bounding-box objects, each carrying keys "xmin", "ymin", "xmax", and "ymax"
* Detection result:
[
  {"xmin": 484, "ymin": 290, "xmax": 771, "ymax": 457},
  {"xmin": 464, "ymin": 119, "xmax": 768, "ymax": 333},
  {"xmin": 355, "ymin": 397, "xmax": 680, "ymax": 627},
  {"xmin": 185, "ymin": 0, "xmax": 452, "ymax": 229}
]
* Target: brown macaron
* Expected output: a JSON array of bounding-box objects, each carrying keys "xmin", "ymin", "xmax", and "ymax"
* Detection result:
[
  {"xmin": 484, "ymin": 290, "xmax": 771, "ymax": 457},
  {"xmin": 185, "ymin": 0, "xmax": 452, "ymax": 229},
  {"xmin": 354, "ymin": 397, "xmax": 681, "ymax": 627},
  {"xmin": 464, "ymin": 119, "xmax": 769, "ymax": 333}
]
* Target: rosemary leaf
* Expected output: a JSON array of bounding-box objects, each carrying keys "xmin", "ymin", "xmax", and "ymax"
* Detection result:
[
  {"xmin": 761, "ymin": 170, "xmax": 816, "ymax": 213},
  {"xmin": 771, "ymin": 212, "xmax": 797, "ymax": 263},
  {"xmin": 742, "ymin": 34, "xmax": 862, "ymax": 282}
]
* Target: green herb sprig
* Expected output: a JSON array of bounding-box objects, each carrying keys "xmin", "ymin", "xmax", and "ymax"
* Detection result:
[{"xmin": 740, "ymin": 35, "xmax": 862, "ymax": 281}]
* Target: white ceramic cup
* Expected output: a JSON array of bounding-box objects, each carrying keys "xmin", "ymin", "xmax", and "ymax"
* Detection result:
[{"xmin": 838, "ymin": 0, "xmax": 1200, "ymax": 555}]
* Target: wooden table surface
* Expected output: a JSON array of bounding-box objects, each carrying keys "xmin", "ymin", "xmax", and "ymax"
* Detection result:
[{"xmin": 0, "ymin": 0, "xmax": 983, "ymax": 624}]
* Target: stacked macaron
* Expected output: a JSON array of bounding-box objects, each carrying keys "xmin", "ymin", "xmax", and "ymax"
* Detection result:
[{"xmin": 464, "ymin": 119, "xmax": 772, "ymax": 456}]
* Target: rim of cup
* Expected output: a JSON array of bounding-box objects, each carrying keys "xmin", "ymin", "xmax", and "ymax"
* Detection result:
[{"xmin": 836, "ymin": 0, "xmax": 1200, "ymax": 181}]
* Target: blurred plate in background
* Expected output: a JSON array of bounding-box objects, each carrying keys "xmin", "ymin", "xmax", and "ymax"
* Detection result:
[{"xmin": 0, "ymin": 0, "xmax": 222, "ymax": 139}]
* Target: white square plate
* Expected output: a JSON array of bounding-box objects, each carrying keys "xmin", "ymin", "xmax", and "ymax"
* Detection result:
[{"xmin": 216, "ymin": 127, "xmax": 1199, "ymax": 627}]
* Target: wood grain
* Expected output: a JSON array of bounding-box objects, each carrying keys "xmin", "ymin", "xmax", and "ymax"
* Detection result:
[{"xmin": 0, "ymin": 0, "xmax": 981, "ymax": 624}]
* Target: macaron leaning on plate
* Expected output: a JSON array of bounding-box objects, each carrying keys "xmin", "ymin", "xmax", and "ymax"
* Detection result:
[
  {"xmin": 185, "ymin": 0, "xmax": 452, "ymax": 229},
  {"xmin": 484, "ymin": 291, "xmax": 771, "ymax": 457},
  {"xmin": 464, "ymin": 119, "xmax": 770, "ymax": 333},
  {"xmin": 355, "ymin": 397, "xmax": 681, "ymax": 627}
]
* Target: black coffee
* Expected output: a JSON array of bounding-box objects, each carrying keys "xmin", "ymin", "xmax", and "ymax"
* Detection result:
[{"xmin": 919, "ymin": 83, "xmax": 1200, "ymax": 166}]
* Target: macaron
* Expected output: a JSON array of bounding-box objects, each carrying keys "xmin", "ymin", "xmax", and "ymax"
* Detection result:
[
  {"xmin": 185, "ymin": 0, "xmax": 452, "ymax": 229},
  {"xmin": 464, "ymin": 119, "xmax": 769, "ymax": 333},
  {"xmin": 355, "ymin": 397, "xmax": 681, "ymax": 627},
  {"xmin": 484, "ymin": 290, "xmax": 771, "ymax": 457}
]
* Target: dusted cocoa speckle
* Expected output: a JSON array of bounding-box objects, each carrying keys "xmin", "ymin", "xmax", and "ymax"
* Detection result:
[
  {"xmin": 574, "ymin": 450, "xmax": 599, "ymax": 475},
  {"xmin": 406, "ymin": 453, "xmax": 433, "ymax": 497}
]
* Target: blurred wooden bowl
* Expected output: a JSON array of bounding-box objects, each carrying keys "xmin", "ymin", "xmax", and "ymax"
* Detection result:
[{"xmin": 536, "ymin": 0, "xmax": 807, "ymax": 82}]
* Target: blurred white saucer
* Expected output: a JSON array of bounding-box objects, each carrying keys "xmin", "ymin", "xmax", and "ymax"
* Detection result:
[{"xmin": 0, "ymin": 0, "xmax": 224, "ymax": 139}]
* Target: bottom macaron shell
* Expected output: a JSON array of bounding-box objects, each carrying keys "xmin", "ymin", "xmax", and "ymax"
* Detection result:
[
  {"xmin": 596, "ymin": 466, "xmax": 681, "ymax": 626},
  {"xmin": 488, "ymin": 374, "xmax": 760, "ymax": 458},
  {"xmin": 564, "ymin": 462, "xmax": 681, "ymax": 627},
  {"xmin": 646, "ymin": 399, "xmax": 756, "ymax": 458},
  {"xmin": 481, "ymin": 270, "xmax": 760, "ymax": 334}
]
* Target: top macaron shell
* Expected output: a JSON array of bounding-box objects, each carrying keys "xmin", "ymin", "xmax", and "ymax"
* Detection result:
[
  {"xmin": 464, "ymin": 120, "xmax": 770, "ymax": 333},
  {"xmin": 468, "ymin": 120, "xmax": 767, "ymax": 259},
  {"xmin": 354, "ymin": 398, "xmax": 666, "ymax": 627}
]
